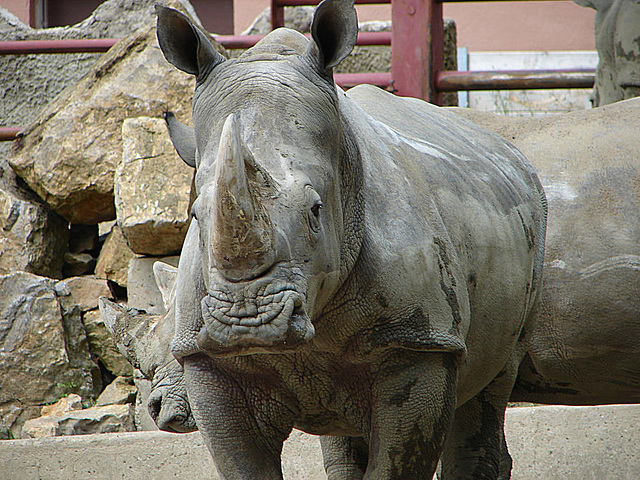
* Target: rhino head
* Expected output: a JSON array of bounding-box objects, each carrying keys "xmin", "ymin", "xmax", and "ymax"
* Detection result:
[
  {"xmin": 156, "ymin": 0, "xmax": 364, "ymax": 357},
  {"xmin": 99, "ymin": 262, "xmax": 196, "ymax": 433}
]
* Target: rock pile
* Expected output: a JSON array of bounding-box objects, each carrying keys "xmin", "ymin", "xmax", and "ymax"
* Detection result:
[{"xmin": 0, "ymin": 0, "xmax": 214, "ymax": 439}]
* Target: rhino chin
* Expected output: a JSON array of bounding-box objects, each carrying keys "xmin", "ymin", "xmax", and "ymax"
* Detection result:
[{"xmin": 197, "ymin": 286, "xmax": 315, "ymax": 355}]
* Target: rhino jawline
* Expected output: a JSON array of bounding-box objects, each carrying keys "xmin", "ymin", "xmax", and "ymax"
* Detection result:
[{"xmin": 197, "ymin": 291, "xmax": 315, "ymax": 355}]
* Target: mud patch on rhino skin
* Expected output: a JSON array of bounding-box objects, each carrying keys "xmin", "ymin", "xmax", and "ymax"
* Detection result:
[
  {"xmin": 433, "ymin": 238, "xmax": 462, "ymax": 332},
  {"xmin": 388, "ymin": 378, "xmax": 418, "ymax": 407},
  {"xmin": 462, "ymin": 392, "xmax": 504, "ymax": 478},
  {"xmin": 387, "ymin": 355, "xmax": 456, "ymax": 477},
  {"xmin": 356, "ymin": 307, "xmax": 466, "ymax": 356}
]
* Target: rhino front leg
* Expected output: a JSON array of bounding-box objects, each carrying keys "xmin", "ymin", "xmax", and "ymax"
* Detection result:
[
  {"xmin": 439, "ymin": 359, "xmax": 520, "ymax": 480},
  {"xmin": 321, "ymin": 435, "xmax": 369, "ymax": 479},
  {"xmin": 183, "ymin": 354, "xmax": 293, "ymax": 480},
  {"xmin": 365, "ymin": 352, "xmax": 458, "ymax": 479}
]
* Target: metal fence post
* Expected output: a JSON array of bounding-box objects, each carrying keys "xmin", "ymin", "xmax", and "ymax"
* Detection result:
[{"xmin": 391, "ymin": 0, "xmax": 444, "ymax": 104}]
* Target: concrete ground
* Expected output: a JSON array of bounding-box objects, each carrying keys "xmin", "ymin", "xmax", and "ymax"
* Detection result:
[{"xmin": 1, "ymin": 404, "xmax": 638, "ymax": 479}]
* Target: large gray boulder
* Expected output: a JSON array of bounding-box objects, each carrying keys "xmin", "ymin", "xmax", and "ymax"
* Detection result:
[
  {"xmin": 0, "ymin": 272, "xmax": 100, "ymax": 439},
  {"xmin": 115, "ymin": 117, "xmax": 194, "ymax": 255},
  {"xmin": 574, "ymin": 0, "xmax": 640, "ymax": 106},
  {"xmin": 0, "ymin": 162, "xmax": 68, "ymax": 278},
  {"xmin": 8, "ymin": 1, "xmax": 219, "ymax": 224}
]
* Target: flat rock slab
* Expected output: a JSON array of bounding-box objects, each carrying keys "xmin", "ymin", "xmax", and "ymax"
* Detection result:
[{"xmin": 1, "ymin": 405, "xmax": 638, "ymax": 479}]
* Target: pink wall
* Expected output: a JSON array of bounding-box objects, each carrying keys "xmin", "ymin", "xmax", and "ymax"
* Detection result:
[
  {"xmin": 235, "ymin": 0, "xmax": 595, "ymax": 51},
  {"xmin": 1, "ymin": 0, "xmax": 30, "ymax": 25},
  {"xmin": 0, "ymin": 0, "xmax": 595, "ymax": 51}
]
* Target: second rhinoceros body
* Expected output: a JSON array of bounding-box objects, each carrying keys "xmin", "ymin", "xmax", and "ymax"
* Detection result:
[{"xmin": 109, "ymin": 1, "xmax": 547, "ymax": 478}]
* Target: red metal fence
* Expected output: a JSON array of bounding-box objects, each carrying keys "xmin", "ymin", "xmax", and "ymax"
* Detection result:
[{"xmin": 0, "ymin": 0, "xmax": 596, "ymax": 141}]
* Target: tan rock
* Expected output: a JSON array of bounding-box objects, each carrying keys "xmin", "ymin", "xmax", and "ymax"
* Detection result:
[
  {"xmin": 40, "ymin": 394, "xmax": 83, "ymax": 417},
  {"xmin": 0, "ymin": 272, "xmax": 98, "ymax": 438},
  {"xmin": 96, "ymin": 377, "xmax": 137, "ymax": 407},
  {"xmin": 55, "ymin": 276, "xmax": 113, "ymax": 313},
  {"xmin": 83, "ymin": 309, "xmax": 133, "ymax": 377},
  {"xmin": 0, "ymin": 163, "xmax": 68, "ymax": 279},
  {"xmin": 8, "ymin": 0, "xmax": 222, "ymax": 224},
  {"xmin": 21, "ymin": 404, "xmax": 135, "ymax": 438},
  {"xmin": 115, "ymin": 117, "xmax": 194, "ymax": 255},
  {"xmin": 95, "ymin": 225, "xmax": 135, "ymax": 287}
]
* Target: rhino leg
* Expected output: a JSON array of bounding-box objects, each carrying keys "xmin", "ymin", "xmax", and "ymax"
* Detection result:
[
  {"xmin": 320, "ymin": 435, "xmax": 368, "ymax": 480},
  {"xmin": 365, "ymin": 352, "xmax": 457, "ymax": 479},
  {"xmin": 439, "ymin": 358, "xmax": 520, "ymax": 480},
  {"xmin": 183, "ymin": 353, "xmax": 293, "ymax": 479}
]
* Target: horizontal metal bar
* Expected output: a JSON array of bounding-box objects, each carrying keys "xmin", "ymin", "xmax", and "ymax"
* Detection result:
[
  {"xmin": 274, "ymin": 0, "xmax": 389, "ymax": 6},
  {"xmin": 0, "ymin": 31, "xmax": 391, "ymax": 56},
  {"xmin": 436, "ymin": 69, "xmax": 596, "ymax": 91},
  {"xmin": 335, "ymin": 72, "xmax": 393, "ymax": 89},
  {"xmin": 0, "ymin": 127, "xmax": 20, "ymax": 141},
  {"xmin": 0, "ymin": 38, "xmax": 117, "ymax": 55},
  {"xmin": 215, "ymin": 31, "xmax": 390, "ymax": 49}
]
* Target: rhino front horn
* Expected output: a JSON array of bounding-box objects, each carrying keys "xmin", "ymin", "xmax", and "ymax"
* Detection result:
[{"xmin": 211, "ymin": 113, "xmax": 276, "ymax": 281}]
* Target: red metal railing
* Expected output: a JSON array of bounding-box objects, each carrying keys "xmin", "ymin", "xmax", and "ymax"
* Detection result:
[{"xmin": 0, "ymin": 0, "xmax": 596, "ymax": 141}]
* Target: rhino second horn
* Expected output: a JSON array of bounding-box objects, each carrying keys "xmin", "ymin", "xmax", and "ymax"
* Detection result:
[{"xmin": 211, "ymin": 113, "xmax": 276, "ymax": 281}]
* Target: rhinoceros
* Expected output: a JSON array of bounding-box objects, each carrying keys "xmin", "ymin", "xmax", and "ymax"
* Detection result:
[
  {"xmin": 111, "ymin": 1, "xmax": 547, "ymax": 477},
  {"xmin": 99, "ymin": 262, "xmax": 195, "ymax": 433},
  {"xmin": 574, "ymin": 0, "xmax": 640, "ymax": 106},
  {"xmin": 454, "ymin": 97, "xmax": 640, "ymax": 405}
]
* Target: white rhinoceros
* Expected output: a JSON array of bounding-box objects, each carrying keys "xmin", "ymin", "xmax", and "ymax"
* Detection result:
[
  {"xmin": 105, "ymin": 1, "xmax": 547, "ymax": 478},
  {"xmin": 574, "ymin": 0, "xmax": 640, "ymax": 106},
  {"xmin": 454, "ymin": 97, "xmax": 640, "ymax": 406}
]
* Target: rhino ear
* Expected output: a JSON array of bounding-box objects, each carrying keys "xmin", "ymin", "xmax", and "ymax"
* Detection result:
[
  {"xmin": 155, "ymin": 5, "xmax": 225, "ymax": 79},
  {"xmin": 153, "ymin": 261, "xmax": 178, "ymax": 311},
  {"xmin": 163, "ymin": 112, "xmax": 196, "ymax": 167},
  {"xmin": 307, "ymin": 0, "xmax": 358, "ymax": 71}
]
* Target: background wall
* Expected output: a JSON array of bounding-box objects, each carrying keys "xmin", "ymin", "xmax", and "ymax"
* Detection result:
[{"xmin": 1, "ymin": 0, "xmax": 596, "ymax": 52}]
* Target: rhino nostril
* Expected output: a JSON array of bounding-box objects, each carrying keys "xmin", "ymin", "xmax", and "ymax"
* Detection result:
[{"xmin": 147, "ymin": 392, "xmax": 162, "ymax": 420}]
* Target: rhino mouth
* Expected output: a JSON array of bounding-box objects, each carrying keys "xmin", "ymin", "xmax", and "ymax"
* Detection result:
[{"xmin": 197, "ymin": 280, "xmax": 315, "ymax": 355}]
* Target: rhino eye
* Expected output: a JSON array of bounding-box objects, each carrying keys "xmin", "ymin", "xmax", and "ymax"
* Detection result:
[
  {"xmin": 311, "ymin": 200, "xmax": 323, "ymax": 219},
  {"xmin": 305, "ymin": 185, "xmax": 322, "ymax": 234}
]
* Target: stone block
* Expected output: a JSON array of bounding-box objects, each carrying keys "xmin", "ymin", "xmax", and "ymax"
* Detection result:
[
  {"xmin": 0, "ymin": 272, "xmax": 98, "ymax": 438},
  {"xmin": 96, "ymin": 377, "xmax": 136, "ymax": 407},
  {"xmin": 115, "ymin": 117, "xmax": 194, "ymax": 255},
  {"xmin": 55, "ymin": 276, "xmax": 113, "ymax": 313},
  {"xmin": 95, "ymin": 224, "xmax": 135, "ymax": 288},
  {"xmin": 21, "ymin": 404, "xmax": 135, "ymax": 439},
  {"xmin": 128, "ymin": 256, "xmax": 180, "ymax": 315},
  {"xmin": 83, "ymin": 309, "xmax": 133, "ymax": 378},
  {"xmin": 40, "ymin": 394, "xmax": 83, "ymax": 418},
  {"xmin": 0, "ymin": 162, "xmax": 68, "ymax": 279}
]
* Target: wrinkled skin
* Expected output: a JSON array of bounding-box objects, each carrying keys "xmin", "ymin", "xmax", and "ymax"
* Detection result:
[
  {"xmin": 132, "ymin": 2, "xmax": 547, "ymax": 478},
  {"xmin": 574, "ymin": 0, "xmax": 640, "ymax": 106}
]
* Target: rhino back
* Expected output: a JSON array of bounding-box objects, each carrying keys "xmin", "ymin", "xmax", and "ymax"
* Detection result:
[{"xmin": 453, "ymin": 98, "xmax": 640, "ymax": 404}]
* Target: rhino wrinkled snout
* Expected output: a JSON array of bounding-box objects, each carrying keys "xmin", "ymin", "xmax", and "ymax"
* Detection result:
[
  {"xmin": 147, "ymin": 387, "xmax": 197, "ymax": 433},
  {"xmin": 197, "ymin": 279, "xmax": 315, "ymax": 355}
]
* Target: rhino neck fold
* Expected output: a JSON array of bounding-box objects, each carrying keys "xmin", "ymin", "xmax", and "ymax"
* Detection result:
[{"xmin": 211, "ymin": 114, "xmax": 276, "ymax": 281}]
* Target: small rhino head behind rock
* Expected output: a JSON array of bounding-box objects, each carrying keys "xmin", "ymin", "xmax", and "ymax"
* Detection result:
[{"xmin": 98, "ymin": 262, "xmax": 196, "ymax": 433}]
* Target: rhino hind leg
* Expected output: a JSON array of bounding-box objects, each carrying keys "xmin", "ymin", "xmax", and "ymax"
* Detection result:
[
  {"xmin": 439, "ymin": 361, "xmax": 519, "ymax": 480},
  {"xmin": 320, "ymin": 435, "xmax": 368, "ymax": 480}
]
